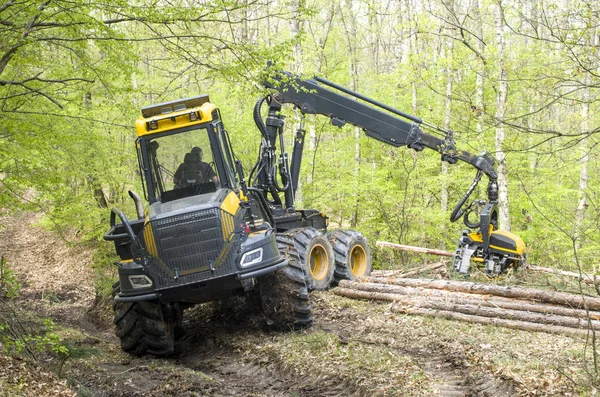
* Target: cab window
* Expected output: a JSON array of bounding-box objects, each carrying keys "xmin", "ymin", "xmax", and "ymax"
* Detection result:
[{"xmin": 146, "ymin": 126, "xmax": 220, "ymax": 202}]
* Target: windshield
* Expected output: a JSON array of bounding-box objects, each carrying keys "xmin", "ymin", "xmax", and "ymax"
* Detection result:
[{"xmin": 145, "ymin": 126, "xmax": 220, "ymax": 202}]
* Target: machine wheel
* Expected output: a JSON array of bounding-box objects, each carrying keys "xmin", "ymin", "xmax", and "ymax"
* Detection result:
[
  {"xmin": 112, "ymin": 282, "xmax": 176, "ymax": 356},
  {"xmin": 327, "ymin": 230, "xmax": 373, "ymax": 284},
  {"xmin": 258, "ymin": 240, "xmax": 313, "ymax": 331},
  {"xmin": 277, "ymin": 228, "xmax": 335, "ymax": 291}
]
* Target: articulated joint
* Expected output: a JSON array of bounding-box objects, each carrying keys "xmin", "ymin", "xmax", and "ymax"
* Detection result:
[
  {"xmin": 406, "ymin": 124, "xmax": 424, "ymax": 151},
  {"xmin": 266, "ymin": 114, "xmax": 285, "ymax": 128},
  {"xmin": 487, "ymin": 180, "xmax": 499, "ymax": 203},
  {"xmin": 441, "ymin": 130, "xmax": 458, "ymax": 164}
]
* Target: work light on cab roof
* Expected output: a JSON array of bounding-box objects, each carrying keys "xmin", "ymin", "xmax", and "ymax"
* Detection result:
[{"xmin": 135, "ymin": 95, "xmax": 214, "ymax": 136}]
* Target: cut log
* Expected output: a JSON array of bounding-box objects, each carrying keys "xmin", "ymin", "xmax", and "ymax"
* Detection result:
[
  {"xmin": 376, "ymin": 241, "xmax": 454, "ymax": 257},
  {"xmin": 336, "ymin": 280, "xmax": 600, "ymax": 321},
  {"xmin": 428, "ymin": 300, "xmax": 600, "ymax": 330},
  {"xmin": 391, "ymin": 304, "xmax": 591, "ymax": 338},
  {"xmin": 364, "ymin": 277, "xmax": 600, "ymax": 310},
  {"xmin": 335, "ymin": 287, "xmax": 600, "ymax": 330},
  {"xmin": 528, "ymin": 265, "xmax": 598, "ymax": 285},
  {"xmin": 371, "ymin": 262, "xmax": 446, "ymax": 278}
]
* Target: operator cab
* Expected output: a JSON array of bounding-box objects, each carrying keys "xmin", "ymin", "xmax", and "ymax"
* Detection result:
[{"xmin": 134, "ymin": 96, "xmax": 239, "ymax": 204}]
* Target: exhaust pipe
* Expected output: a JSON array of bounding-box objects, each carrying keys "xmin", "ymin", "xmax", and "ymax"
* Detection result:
[{"xmin": 128, "ymin": 190, "xmax": 144, "ymax": 219}]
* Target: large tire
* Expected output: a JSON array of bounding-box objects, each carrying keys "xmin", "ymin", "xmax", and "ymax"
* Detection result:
[
  {"xmin": 327, "ymin": 230, "xmax": 373, "ymax": 284},
  {"xmin": 112, "ymin": 282, "xmax": 176, "ymax": 356},
  {"xmin": 258, "ymin": 241, "xmax": 313, "ymax": 331},
  {"xmin": 277, "ymin": 228, "xmax": 335, "ymax": 291}
]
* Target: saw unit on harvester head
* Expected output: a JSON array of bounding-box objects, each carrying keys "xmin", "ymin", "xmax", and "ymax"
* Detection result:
[{"xmin": 103, "ymin": 67, "xmax": 526, "ymax": 356}]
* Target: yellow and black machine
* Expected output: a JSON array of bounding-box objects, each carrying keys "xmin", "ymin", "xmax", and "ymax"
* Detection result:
[{"xmin": 105, "ymin": 68, "xmax": 525, "ymax": 356}]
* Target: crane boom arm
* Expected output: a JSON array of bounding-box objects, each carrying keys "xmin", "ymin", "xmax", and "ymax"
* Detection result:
[
  {"xmin": 254, "ymin": 69, "xmax": 499, "ymax": 227},
  {"xmin": 264, "ymin": 71, "xmax": 498, "ymax": 182},
  {"xmin": 250, "ymin": 69, "xmax": 525, "ymax": 276}
]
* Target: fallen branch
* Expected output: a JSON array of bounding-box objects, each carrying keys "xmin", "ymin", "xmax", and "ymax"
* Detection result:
[
  {"xmin": 376, "ymin": 241, "xmax": 454, "ymax": 257},
  {"xmin": 528, "ymin": 265, "xmax": 598, "ymax": 285},
  {"xmin": 364, "ymin": 277, "xmax": 600, "ymax": 310},
  {"xmin": 336, "ymin": 280, "xmax": 600, "ymax": 320},
  {"xmin": 371, "ymin": 262, "xmax": 446, "ymax": 278},
  {"xmin": 391, "ymin": 304, "xmax": 590, "ymax": 338}
]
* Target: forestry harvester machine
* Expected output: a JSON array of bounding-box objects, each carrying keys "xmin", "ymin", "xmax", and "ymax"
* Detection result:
[{"xmin": 104, "ymin": 68, "xmax": 526, "ymax": 356}]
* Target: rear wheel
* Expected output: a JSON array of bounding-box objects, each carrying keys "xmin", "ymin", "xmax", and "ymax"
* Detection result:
[
  {"xmin": 259, "ymin": 240, "xmax": 313, "ymax": 331},
  {"xmin": 327, "ymin": 230, "xmax": 373, "ymax": 284},
  {"xmin": 277, "ymin": 228, "xmax": 335, "ymax": 291},
  {"xmin": 112, "ymin": 282, "xmax": 176, "ymax": 356}
]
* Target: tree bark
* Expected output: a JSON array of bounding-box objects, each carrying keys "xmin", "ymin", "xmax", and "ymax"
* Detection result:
[
  {"xmin": 337, "ymin": 280, "xmax": 600, "ymax": 320},
  {"xmin": 335, "ymin": 287, "xmax": 600, "ymax": 329},
  {"xmin": 494, "ymin": 1, "xmax": 510, "ymax": 231},
  {"xmin": 574, "ymin": 71, "xmax": 591, "ymax": 248},
  {"xmin": 376, "ymin": 241, "xmax": 454, "ymax": 257},
  {"xmin": 440, "ymin": 0, "xmax": 454, "ymax": 214},
  {"xmin": 391, "ymin": 305, "xmax": 590, "ymax": 338},
  {"xmin": 473, "ymin": 0, "xmax": 486, "ymax": 135},
  {"xmin": 363, "ymin": 276, "xmax": 600, "ymax": 310},
  {"xmin": 528, "ymin": 265, "xmax": 598, "ymax": 285},
  {"xmin": 371, "ymin": 262, "xmax": 447, "ymax": 278}
]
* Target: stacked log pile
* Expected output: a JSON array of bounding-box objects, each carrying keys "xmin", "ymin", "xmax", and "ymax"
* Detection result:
[{"xmin": 334, "ymin": 277, "xmax": 600, "ymax": 338}]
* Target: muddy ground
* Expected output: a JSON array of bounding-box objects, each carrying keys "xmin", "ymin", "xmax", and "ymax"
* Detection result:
[{"xmin": 0, "ymin": 213, "xmax": 594, "ymax": 396}]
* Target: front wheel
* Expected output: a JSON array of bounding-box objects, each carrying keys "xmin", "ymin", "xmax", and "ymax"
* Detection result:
[
  {"xmin": 258, "ymin": 248, "xmax": 313, "ymax": 331},
  {"xmin": 327, "ymin": 230, "xmax": 373, "ymax": 284},
  {"xmin": 112, "ymin": 282, "xmax": 176, "ymax": 356}
]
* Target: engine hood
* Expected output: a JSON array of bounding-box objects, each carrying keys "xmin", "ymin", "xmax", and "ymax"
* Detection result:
[{"xmin": 147, "ymin": 189, "xmax": 238, "ymax": 220}]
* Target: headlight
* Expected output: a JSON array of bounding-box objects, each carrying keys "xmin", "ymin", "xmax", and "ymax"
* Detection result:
[
  {"xmin": 128, "ymin": 275, "xmax": 153, "ymax": 289},
  {"xmin": 240, "ymin": 248, "xmax": 263, "ymax": 267}
]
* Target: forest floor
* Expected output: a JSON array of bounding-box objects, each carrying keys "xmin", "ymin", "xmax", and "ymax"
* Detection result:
[{"xmin": 0, "ymin": 212, "xmax": 596, "ymax": 396}]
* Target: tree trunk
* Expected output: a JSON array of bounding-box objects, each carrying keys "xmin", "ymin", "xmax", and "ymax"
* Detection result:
[
  {"xmin": 337, "ymin": 280, "xmax": 600, "ymax": 320},
  {"xmin": 529, "ymin": 264, "xmax": 598, "ymax": 286},
  {"xmin": 391, "ymin": 305, "xmax": 590, "ymax": 338},
  {"xmin": 494, "ymin": 1, "xmax": 510, "ymax": 231},
  {"xmin": 376, "ymin": 241, "xmax": 454, "ymax": 257},
  {"xmin": 440, "ymin": 0, "xmax": 454, "ymax": 214},
  {"xmin": 335, "ymin": 286, "xmax": 600, "ymax": 330},
  {"xmin": 473, "ymin": 0, "xmax": 486, "ymax": 135},
  {"xmin": 306, "ymin": 6, "xmax": 334, "ymax": 187},
  {"xmin": 289, "ymin": 0, "xmax": 303, "ymax": 206},
  {"xmin": 363, "ymin": 276, "xmax": 600, "ymax": 310},
  {"xmin": 339, "ymin": 2, "xmax": 361, "ymax": 228},
  {"xmin": 574, "ymin": 71, "xmax": 591, "ymax": 248},
  {"xmin": 371, "ymin": 262, "xmax": 447, "ymax": 278}
]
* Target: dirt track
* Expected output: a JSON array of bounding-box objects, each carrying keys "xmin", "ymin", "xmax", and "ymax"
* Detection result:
[{"xmin": 0, "ymin": 213, "xmax": 588, "ymax": 396}]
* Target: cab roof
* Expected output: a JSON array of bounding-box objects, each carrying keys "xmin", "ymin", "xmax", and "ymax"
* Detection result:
[{"xmin": 135, "ymin": 95, "xmax": 218, "ymax": 137}]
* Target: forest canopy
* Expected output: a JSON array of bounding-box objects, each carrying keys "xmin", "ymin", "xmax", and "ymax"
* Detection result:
[{"xmin": 0, "ymin": 0, "xmax": 598, "ymax": 269}]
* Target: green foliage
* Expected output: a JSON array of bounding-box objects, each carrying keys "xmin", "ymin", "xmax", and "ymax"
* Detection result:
[
  {"xmin": 0, "ymin": 259, "xmax": 69, "ymax": 365},
  {"xmin": 91, "ymin": 244, "xmax": 119, "ymax": 300},
  {"xmin": 0, "ymin": 318, "xmax": 68, "ymax": 358},
  {"xmin": 0, "ymin": 257, "xmax": 21, "ymax": 299},
  {"xmin": 0, "ymin": 0, "xmax": 599, "ymax": 272}
]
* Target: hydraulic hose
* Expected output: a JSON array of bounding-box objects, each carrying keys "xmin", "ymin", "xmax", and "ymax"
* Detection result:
[
  {"xmin": 272, "ymin": 165, "xmax": 290, "ymax": 192},
  {"xmin": 462, "ymin": 200, "xmax": 486, "ymax": 229},
  {"xmin": 253, "ymin": 96, "xmax": 268, "ymax": 139},
  {"xmin": 450, "ymin": 170, "xmax": 483, "ymax": 224}
]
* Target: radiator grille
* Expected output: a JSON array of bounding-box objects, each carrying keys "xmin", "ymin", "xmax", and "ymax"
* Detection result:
[{"xmin": 133, "ymin": 207, "xmax": 242, "ymax": 287}]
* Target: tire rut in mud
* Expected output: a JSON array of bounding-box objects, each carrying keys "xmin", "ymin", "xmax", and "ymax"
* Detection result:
[
  {"xmin": 173, "ymin": 298, "xmax": 368, "ymax": 397},
  {"xmin": 312, "ymin": 292, "xmax": 517, "ymax": 397},
  {"xmin": 181, "ymin": 352, "xmax": 368, "ymax": 397},
  {"xmin": 420, "ymin": 353, "xmax": 514, "ymax": 397},
  {"xmin": 335, "ymin": 335, "xmax": 514, "ymax": 397}
]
